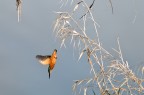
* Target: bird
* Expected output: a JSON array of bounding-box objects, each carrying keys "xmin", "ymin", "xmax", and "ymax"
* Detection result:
[{"xmin": 36, "ymin": 49, "xmax": 57, "ymax": 79}]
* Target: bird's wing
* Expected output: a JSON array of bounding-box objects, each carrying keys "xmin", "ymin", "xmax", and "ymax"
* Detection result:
[{"xmin": 36, "ymin": 55, "xmax": 51, "ymax": 65}]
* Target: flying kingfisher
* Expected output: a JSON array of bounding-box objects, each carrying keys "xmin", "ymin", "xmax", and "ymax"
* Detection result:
[{"xmin": 36, "ymin": 49, "xmax": 57, "ymax": 79}]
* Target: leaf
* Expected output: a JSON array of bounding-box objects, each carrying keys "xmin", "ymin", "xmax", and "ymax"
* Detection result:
[
  {"xmin": 108, "ymin": 0, "xmax": 113, "ymax": 14},
  {"xmin": 78, "ymin": 80, "xmax": 84, "ymax": 85},
  {"xmin": 78, "ymin": 49, "xmax": 86, "ymax": 61},
  {"xmin": 73, "ymin": 4, "xmax": 79, "ymax": 12},
  {"xmin": 70, "ymin": 35, "xmax": 74, "ymax": 44},
  {"xmin": 72, "ymin": 83, "xmax": 77, "ymax": 91},
  {"xmin": 142, "ymin": 66, "xmax": 144, "ymax": 75},
  {"xmin": 60, "ymin": 39, "xmax": 66, "ymax": 48},
  {"xmin": 16, "ymin": 0, "xmax": 22, "ymax": 22},
  {"xmin": 86, "ymin": 78, "xmax": 92, "ymax": 84},
  {"xmin": 84, "ymin": 88, "xmax": 87, "ymax": 95}
]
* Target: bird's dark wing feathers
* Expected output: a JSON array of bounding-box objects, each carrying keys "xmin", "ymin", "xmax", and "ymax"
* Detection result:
[{"xmin": 36, "ymin": 55, "xmax": 51, "ymax": 61}]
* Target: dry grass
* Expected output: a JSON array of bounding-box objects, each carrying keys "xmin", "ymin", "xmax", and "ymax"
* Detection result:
[
  {"xmin": 16, "ymin": 0, "xmax": 22, "ymax": 22},
  {"xmin": 53, "ymin": 0, "xmax": 144, "ymax": 95}
]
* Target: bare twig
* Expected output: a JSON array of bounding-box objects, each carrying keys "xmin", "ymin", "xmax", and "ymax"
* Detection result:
[{"xmin": 16, "ymin": 0, "xmax": 22, "ymax": 22}]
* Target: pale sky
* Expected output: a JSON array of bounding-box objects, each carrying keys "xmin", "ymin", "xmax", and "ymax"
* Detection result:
[{"xmin": 0, "ymin": 0, "xmax": 144, "ymax": 95}]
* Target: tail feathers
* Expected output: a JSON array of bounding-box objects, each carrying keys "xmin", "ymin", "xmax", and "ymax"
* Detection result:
[{"xmin": 48, "ymin": 66, "xmax": 51, "ymax": 79}]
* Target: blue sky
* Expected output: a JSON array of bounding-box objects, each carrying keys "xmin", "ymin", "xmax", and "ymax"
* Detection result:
[{"xmin": 0, "ymin": 0, "xmax": 144, "ymax": 95}]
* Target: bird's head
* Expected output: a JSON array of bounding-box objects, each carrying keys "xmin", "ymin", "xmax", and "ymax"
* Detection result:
[
  {"xmin": 54, "ymin": 49, "xmax": 57, "ymax": 52},
  {"xmin": 52, "ymin": 49, "xmax": 57, "ymax": 59}
]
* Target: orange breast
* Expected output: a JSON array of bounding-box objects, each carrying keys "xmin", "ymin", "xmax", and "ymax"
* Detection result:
[
  {"xmin": 50, "ymin": 57, "xmax": 57, "ymax": 65},
  {"xmin": 49, "ymin": 63, "xmax": 55, "ymax": 70}
]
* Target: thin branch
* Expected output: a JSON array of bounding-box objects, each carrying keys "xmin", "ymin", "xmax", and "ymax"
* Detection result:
[{"xmin": 16, "ymin": 0, "xmax": 22, "ymax": 22}]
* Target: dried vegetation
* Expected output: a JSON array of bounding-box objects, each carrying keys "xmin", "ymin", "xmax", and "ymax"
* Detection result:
[{"xmin": 53, "ymin": 0, "xmax": 144, "ymax": 95}]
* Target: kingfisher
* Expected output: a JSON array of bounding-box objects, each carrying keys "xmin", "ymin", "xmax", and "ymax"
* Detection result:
[{"xmin": 36, "ymin": 49, "xmax": 57, "ymax": 79}]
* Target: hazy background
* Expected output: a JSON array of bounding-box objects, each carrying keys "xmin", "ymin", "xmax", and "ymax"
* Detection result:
[{"xmin": 0, "ymin": 0, "xmax": 144, "ymax": 95}]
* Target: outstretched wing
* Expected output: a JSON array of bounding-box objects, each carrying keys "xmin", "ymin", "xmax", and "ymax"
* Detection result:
[{"xmin": 36, "ymin": 55, "xmax": 51, "ymax": 65}]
